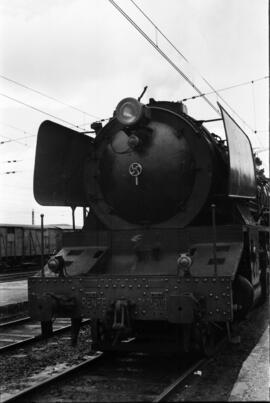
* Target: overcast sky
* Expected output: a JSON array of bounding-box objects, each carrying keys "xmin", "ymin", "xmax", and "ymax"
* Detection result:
[{"xmin": 0, "ymin": 0, "xmax": 268, "ymax": 226}]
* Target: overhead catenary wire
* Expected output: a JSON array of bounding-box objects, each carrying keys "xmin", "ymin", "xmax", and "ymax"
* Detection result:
[
  {"xmin": 0, "ymin": 122, "xmax": 36, "ymax": 147},
  {"xmin": 0, "ymin": 168, "xmax": 32, "ymax": 175},
  {"xmin": 0, "ymin": 74, "xmax": 101, "ymax": 120},
  {"xmin": 0, "ymin": 121, "xmax": 34, "ymax": 135},
  {"xmin": 129, "ymin": 0, "xmax": 189, "ymax": 63},
  {"xmin": 251, "ymin": 80, "xmax": 257, "ymax": 133},
  {"xmin": 2, "ymin": 160, "xmax": 19, "ymax": 163},
  {"xmin": 0, "ymin": 134, "xmax": 35, "ymax": 145},
  {"xmin": 0, "ymin": 92, "xmax": 85, "ymax": 130},
  {"xmin": 0, "ymin": 157, "xmax": 33, "ymax": 164},
  {"xmin": 182, "ymin": 75, "xmax": 269, "ymax": 139},
  {"xmin": 0, "ymin": 170, "xmax": 20, "ymax": 175},
  {"xmin": 108, "ymin": 0, "xmax": 220, "ymax": 115},
  {"xmin": 182, "ymin": 76, "xmax": 268, "ymax": 102},
  {"xmin": 125, "ymin": 0, "xmax": 267, "ymax": 140},
  {"xmin": 255, "ymin": 147, "xmax": 269, "ymax": 154}
]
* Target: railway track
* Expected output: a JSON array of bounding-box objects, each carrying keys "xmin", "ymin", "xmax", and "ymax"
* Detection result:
[
  {"xmin": 0, "ymin": 270, "xmax": 38, "ymax": 282},
  {"xmin": 0, "ymin": 316, "xmax": 90, "ymax": 352},
  {"xmin": 1, "ymin": 350, "xmax": 209, "ymax": 403},
  {"xmin": 0, "ymin": 316, "xmax": 227, "ymax": 402}
]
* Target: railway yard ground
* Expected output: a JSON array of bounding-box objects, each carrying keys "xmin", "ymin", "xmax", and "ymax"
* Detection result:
[{"xmin": 0, "ymin": 276, "xmax": 269, "ymax": 402}]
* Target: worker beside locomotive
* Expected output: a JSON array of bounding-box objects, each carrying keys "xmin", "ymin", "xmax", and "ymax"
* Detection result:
[{"xmin": 28, "ymin": 97, "xmax": 269, "ymax": 354}]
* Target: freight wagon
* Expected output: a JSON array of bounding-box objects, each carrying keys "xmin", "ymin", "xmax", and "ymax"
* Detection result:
[{"xmin": 0, "ymin": 224, "xmax": 72, "ymax": 271}]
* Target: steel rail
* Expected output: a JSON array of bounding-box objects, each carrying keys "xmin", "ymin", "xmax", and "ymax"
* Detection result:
[
  {"xmin": 153, "ymin": 336, "xmax": 228, "ymax": 402},
  {"xmin": 0, "ymin": 318, "xmax": 91, "ymax": 353},
  {"xmin": 1, "ymin": 352, "xmax": 104, "ymax": 403},
  {"xmin": 0, "ymin": 316, "xmax": 31, "ymax": 327},
  {"xmin": 153, "ymin": 358, "xmax": 206, "ymax": 402},
  {"xmin": 0, "ymin": 270, "xmax": 38, "ymax": 282}
]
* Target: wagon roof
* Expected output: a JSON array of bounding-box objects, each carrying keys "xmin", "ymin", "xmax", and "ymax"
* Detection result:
[{"xmin": 0, "ymin": 223, "xmax": 80, "ymax": 230}]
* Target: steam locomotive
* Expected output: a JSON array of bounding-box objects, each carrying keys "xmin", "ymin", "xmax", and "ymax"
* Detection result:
[{"xmin": 28, "ymin": 97, "xmax": 269, "ymax": 354}]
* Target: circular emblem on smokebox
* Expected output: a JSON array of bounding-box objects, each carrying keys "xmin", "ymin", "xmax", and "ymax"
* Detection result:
[{"xmin": 129, "ymin": 162, "xmax": 143, "ymax": 177}]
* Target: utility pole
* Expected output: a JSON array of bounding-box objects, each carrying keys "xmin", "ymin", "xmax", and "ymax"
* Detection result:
[{"xmin": 40, "ymin": 214, "xmax": 44, "ymax": 276}]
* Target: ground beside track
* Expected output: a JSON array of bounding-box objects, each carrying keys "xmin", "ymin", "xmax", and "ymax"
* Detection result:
[
  {"xmin": 0, "ymin": 280, "xmax": 27, "ymax": 306},
  {"xmin": 169, "ymin": 298, "xmax": 269, "ymax": 401}
]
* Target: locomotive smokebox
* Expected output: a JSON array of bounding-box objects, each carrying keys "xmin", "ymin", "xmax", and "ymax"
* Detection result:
[
  {"xmin": 98, "ymin": 119, "xmax": 195, "ymax": 223},
  {"xmin": 92, "ymin": 98, "xmax": 215, "ymax": 226}
]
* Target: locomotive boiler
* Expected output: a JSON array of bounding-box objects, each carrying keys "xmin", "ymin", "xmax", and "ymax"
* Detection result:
[{"xmin": 28, "ymin": 97, "xmax": 269, "ymax": 354}]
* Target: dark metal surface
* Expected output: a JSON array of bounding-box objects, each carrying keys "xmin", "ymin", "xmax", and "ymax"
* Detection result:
[
  {"xmin": 88, "ymin": 106, "xmax": 216, "ymax": 228},
  {"xmin": 218, "ymin": 103, "xmax": 256, "ymax": 199},
  {"xmin": 29, "ymin": 274, "xmax": 233, "ymax": 323},
  {"xmin": 34, "ymin": 120, "xmax": 93, "ymax": 206},
  {"xmin": 98, "ymin": 119, "xmax": 195, "ymax": 223}
]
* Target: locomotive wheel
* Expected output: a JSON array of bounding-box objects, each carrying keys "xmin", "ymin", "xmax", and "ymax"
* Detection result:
[
  {"xmin": 233, "ymin": 275, "xmax": 254, "ymax": 319},
  {"xmin": 260, "ymin": 266, "xmax": 270, "ymax": 304}
]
